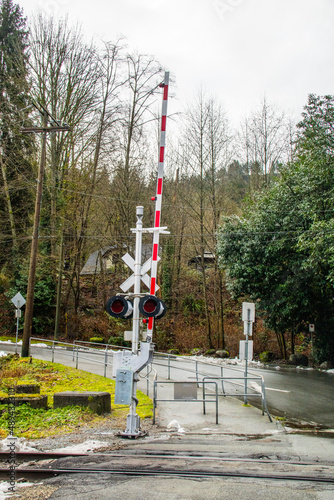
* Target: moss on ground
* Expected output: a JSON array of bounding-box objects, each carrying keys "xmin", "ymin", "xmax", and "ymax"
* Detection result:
[{"xmin": 0, "ymin": 353, "xmax": 152, "ymax": 439}]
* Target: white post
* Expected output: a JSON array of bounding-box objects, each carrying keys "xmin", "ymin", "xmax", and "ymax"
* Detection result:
[
  {"xmin": 244, "ymin": 308, "xmax": 250, "ymax": 404},
  {"xmin": 132, "ymin": 206, "xmax": 143, "ymax": 355},
  {"xmin": 125, "ymin": 206, "xmax": 144, "ymax": 436},
  {"xmin": 242, "ymin": 302, "xmax": 255, "ymax": 405},
  {"xmin": 15, "ymin": 303, "xmax": 21, "ymax": 354},
  {"xmin": 11, "ymin": 292, "xmax": 26, "ymax": 355}
]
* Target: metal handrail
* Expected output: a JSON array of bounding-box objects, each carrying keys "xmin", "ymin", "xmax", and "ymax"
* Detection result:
[
  {"xmin": 140, "ymin": 364, "xmax": 157, "ymax": 397},
  {"xmin": 202, "ymin": 375, "xmax": 272, "ymax": 421},
  {"xmin": 28, "ymin": 336, "xmax": 157, "ymax": 397},
  {"xmin": 29, "ymin": 337, "xmax": 116, "ymax": 375},
  {"xmin": 153, "ymin": 379, "xmax": 219, "ymax": 424},
  {"xmin": 73, "ymin": 339, "xmax": 131, "ymax": 352},
  {"xmin": 151, "ymin": 353, "xmax": 272, "ymax": 421}
]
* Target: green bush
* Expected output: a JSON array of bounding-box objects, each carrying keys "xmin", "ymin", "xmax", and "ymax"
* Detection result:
[
  {"xmin": 89, "ymin": 337, "xmax": 104, "ymax": 344},
  {"xmin": 7, "ymin": 257, "xmax": 56, "ymax": 336},
  {"xmin": 259, "ymin": 351, "xmax": 275, "ymax": 363},
  {"xmin": 108, "ymin": 336, "xmax": 131, "ymax": 348}
]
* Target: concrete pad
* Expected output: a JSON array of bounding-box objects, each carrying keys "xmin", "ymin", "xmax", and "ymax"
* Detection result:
[{"xmin": 53, "ymin": 391, "xmax": 111, "ymax": 414}]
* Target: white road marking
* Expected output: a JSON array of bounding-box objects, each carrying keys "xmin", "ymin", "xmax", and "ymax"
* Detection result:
[
  {"xmin": 266, "ymin": 387, "xmax": 291, "ymax": 393},
  {"xmin": 250, "ymin": 382, "xmax": 291, "ymax": 393}
]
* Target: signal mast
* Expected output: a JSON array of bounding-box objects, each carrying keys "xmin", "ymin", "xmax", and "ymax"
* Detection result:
[{"xmin": 105, "ymin": 72, "xmax": 169, "ymax": 437}]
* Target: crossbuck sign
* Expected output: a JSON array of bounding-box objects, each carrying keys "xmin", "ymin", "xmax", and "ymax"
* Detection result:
[{"xmin": 120, "ymin": 252, "xmax": 160, "ymax": 293}]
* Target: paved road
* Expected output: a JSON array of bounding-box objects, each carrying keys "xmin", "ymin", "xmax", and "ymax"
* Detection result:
[
  {"xmin": 255, "ymin": 366, "xmax": 334, "ymax": 427},
  {"xmin": 2, "ymin": 342, "xmax": 334, "ymax": 428}
]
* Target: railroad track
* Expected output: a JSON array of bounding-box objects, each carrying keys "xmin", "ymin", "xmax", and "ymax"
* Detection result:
[{"xmin": 1, "ymin": 450, "xmax": 334, "ymax": 484}]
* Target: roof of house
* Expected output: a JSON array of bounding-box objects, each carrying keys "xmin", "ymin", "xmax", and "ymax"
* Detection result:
[
  {"xmin": 80, "ymin": 246, "xmax": 115, "ymax": 275},
  {"xmin": 188, "ymin": 252, "xmax": 216, "ymax": 267},
  {"xmin": 80, "ymin": 243, "xmax": 158, "ymax": 275}
]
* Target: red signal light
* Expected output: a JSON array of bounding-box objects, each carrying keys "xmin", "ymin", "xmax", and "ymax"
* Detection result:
[
  {"xmin": 106, "ymin": 296, "xmax": 133, "ymax": 319},
  {"xmin": 139, "ymin": 295, "xmax": 166, "ymax": 319}
]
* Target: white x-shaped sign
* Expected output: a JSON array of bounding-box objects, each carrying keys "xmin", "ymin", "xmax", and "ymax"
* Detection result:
[{"xmin": 120, "ymin": 253, "xmax": 160, "ymax": 292}]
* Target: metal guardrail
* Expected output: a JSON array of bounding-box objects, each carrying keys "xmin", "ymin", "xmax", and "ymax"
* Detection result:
[
  {"xmin": 202, "ymin": 376, "xmax": 272, "ymax": 421},
  {"xmin": 27, "ymin": 338, "xmax": 271, "ymax": 420},
  {"xmin": 28, "ymin": 337, "xmax": 156, "ymax": 397},
  {"xmin": 29, "ymin": 337, "xmax": 116, "ymax": 378}
]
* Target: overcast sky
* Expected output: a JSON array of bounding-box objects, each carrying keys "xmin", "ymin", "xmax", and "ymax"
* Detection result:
[{"xmin": 18, "ymin": 0, "xmax": 334, "ymax": 128}]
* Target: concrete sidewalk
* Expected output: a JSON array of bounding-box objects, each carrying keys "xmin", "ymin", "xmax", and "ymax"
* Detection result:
[{"xmin": 145, "ymin": 377, "xmax": 334, "ymax": 464}]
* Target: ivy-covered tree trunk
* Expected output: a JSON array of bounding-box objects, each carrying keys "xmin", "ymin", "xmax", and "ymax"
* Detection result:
[{"xmin": 0, "ymin": 0, "xmax": 35, "ymax": 272}]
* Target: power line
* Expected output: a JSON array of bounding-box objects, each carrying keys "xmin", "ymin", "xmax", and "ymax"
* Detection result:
[{"xmin": 2, "ymin": 227, "xmax": 334, "ymax": 246}]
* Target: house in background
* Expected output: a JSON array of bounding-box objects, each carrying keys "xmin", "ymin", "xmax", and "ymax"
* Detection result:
[
  {"xmin": 188, "ymin": 252, "xmax": 216, "ymax": 270},
  {"xmin": 80, "ymin": 244, "xmax": 157, "ymax": 275}
]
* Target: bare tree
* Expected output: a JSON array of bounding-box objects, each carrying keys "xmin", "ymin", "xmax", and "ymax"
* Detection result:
[
  {"xmin": 109, "ymin": 53, "xmax": 163, "ymax": 249},
  {"xmin": 29, "ymin": 14, "xmax": 99, "ymax": 256},
  {"xmin": 239, "ymin": 97, "xmax": 291, "ymax": 187},
  {"xmin": 178, "ymin": 91, "xmax": 233, "ymax": 348}
]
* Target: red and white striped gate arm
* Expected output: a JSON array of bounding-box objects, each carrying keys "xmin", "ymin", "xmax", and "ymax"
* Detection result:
[{"xmin": 147, "ymin": 71, "xmax": 169, "ymax": 336}]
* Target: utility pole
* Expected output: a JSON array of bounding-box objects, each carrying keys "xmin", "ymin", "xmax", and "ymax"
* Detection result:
[
  {"xmin": 21, "ymin": 102, "xmax": 70, "ymax": 357},
  {"xmin": 54, "ymin": 232, "xmax": 64, "ymax": 341}
]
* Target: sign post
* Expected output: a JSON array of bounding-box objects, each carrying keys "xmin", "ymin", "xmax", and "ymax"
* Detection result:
[
  {"xmin": 309, "ymin": 323, "xmax": 315, "ymax": 362},
  {"xmin": 11, "ymin": 292, "xmax": 26, "ymax": 354},
  {"xmin": 242, "ymin": 302, "xmax": 255, "ymax": 404}
]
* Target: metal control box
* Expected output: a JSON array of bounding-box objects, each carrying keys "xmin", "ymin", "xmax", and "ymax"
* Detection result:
[{"xmin": 114, "ymin": 369, "xmax": 133, "ymax": 405}]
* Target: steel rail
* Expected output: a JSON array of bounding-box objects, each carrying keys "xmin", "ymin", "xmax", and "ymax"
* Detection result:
[
  {"xmin": 1, "ymin": 451, "xmax": 334, "ymax": 468},
  {"xmin": 1, "ymin": 466, "xmax": 333, "ymax": 484}
]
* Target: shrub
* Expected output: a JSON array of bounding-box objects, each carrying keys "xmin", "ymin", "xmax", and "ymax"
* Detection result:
[
  {"xmin": 108, "ymin": 336, "xmax": 131, "ymax": 348},
  {"xmin": 89, "ymin": 337, "xmax": 104, "ymax": 344},
  {"xmin": 259, "ymin": 351, "xmax": 275, "ymax": 363},
  {"xmin": 167, "ymin": 349, "xmax": 179, "ymax": 355}
]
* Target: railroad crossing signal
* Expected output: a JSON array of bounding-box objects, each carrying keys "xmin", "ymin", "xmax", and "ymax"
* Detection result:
[
  {"xmin": 109, "ymin": 71, "xmax": 169, "ymax": 438},
  {"xmin": 139, "ymin": 295, "xmax": 166, "ymax": 319},
  {"xmin": 106, "ymin": 296, "xmax": 133, "ymax": 319},
  {"xmin": 106, "ymin": 295, "xmax": 166, "ymax": 321}
]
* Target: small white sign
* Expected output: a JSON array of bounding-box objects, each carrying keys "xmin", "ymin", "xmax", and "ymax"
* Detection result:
[
  {"xmin": 124, "ymin": 330, "xmax": 133, "ymax": 341},
  {"xmin": 239, "ymin": 340, "xmax": 253, "ymax": 361},
  {"xmin": 242, "ymin": 302, "xmax": 255, "ymax": 322},
  {"xmin": 11, "ymin": 292, "xmax": 26, "ymax": 309}
]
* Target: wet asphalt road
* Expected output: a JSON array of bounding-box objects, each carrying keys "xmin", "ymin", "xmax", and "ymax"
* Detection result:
[
  {"xmin": 1, "ymin": 342, "xmax": 334, "ymax": 429},
  {"xmin": 256, "ymin": 366, "xmax": 334, "ymax": 428}
]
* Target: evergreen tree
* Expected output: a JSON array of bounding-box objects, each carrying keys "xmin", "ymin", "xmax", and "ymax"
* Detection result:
[
  {"xmin": 0, "ymin": 0, "xmax": 35, "ymax": 272},
  {"xmin": 217, "ymin": 95, "xmax": 334, "ymax": 363}
]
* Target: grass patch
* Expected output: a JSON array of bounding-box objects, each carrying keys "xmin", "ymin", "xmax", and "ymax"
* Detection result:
[
  {"xmin": 0, "ymin": 335, "xmax": 16, "ymax": 342},
  {"xmin": 0, "ymin": 353, "xmax": 152, "ymax": 438},
  {"xmin": 0, "ymin": 336, "xmax": 54, "ymax": 346}
]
